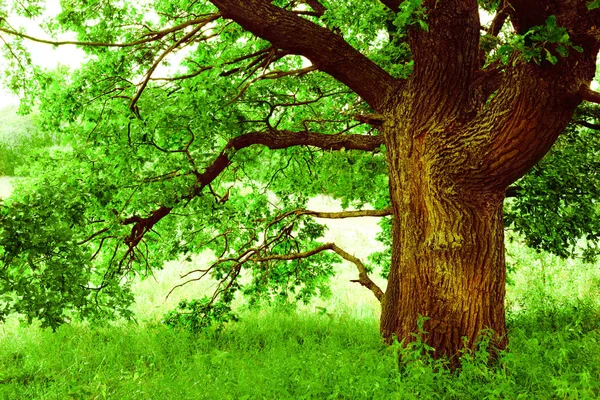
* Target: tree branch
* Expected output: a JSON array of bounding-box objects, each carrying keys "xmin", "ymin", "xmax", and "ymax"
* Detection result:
[
  {"xmin": 130, "ymin": 22, "xmax": 209, "ymax": 112},
  {"xmin": 409, "ymin": 0, "xmax": 481, "ymax": 120},
  {"xmin": 257, "ymin": 242, "xmax": 384, "ymax": 302},
  {"xmin": 262, "ymin": 207, "xmax": 392, "ymax": 226},
  {"xmin": 121, "ymin": 130, "xmax": 385, "ymax": 248},
  {"xmin": 488, "ymin": 0, "xmax": 509, "ymax": 37},
  {"xmin": 575, "ymin": 120, "xmax": 600, "ymax": 130},
  {"xmin": 505, "ymin": 0, "xmax": 550, "ymax": 34},
  {"xmin": 295, "ymin": 208, "xmax": 392, "ymax": 219},
  {"xmin": 207, "ymin": 0, "xmax": 398, "ymax": 111},
  {"xmin": 0, "ymin": 16, "xmax": 219, "ymax": 48},
  {"xmin": 579, "ymin": 84, "xmax": 600, "ymax": 105},
  {"xmin": 303, "ymin": 0, "xmax": 326, "ymax": 16},
  {"xmin": 379, "ymin": 0, "xmax": 401, "ymax": 12},
  {"xmin": 354, "ymin": 113, "xmax": 385, "ymax": 128}
]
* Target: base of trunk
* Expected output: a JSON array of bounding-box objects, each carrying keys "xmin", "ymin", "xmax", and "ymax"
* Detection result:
[{"xmin": 380, "ymin": 187, "xmax": 508, "ymax": 361}]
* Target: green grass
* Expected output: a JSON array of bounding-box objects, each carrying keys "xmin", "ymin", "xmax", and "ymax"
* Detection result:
[
  {"xmin": 0, "ymin": 206, "xmax": 599, "ymax": 398},
  {"xmin": 0, "ymin": 301, "xmax": 598, "ymax": 399}
]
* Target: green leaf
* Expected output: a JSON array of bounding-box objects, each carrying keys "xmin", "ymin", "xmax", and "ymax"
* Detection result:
[{"xmin": 587, "ymin": 0, "xmax": 600, "ymax": 10}]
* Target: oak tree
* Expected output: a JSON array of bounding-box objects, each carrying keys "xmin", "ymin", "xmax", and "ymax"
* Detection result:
[{"xmin": 2, "ymin": 0, "xmax": 600, "ymax": 360}]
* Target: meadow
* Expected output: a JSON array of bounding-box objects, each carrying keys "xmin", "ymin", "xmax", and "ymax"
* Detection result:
[{"xmin": 0, "ymin": 185, "xmax": 599, "ymax": 399}]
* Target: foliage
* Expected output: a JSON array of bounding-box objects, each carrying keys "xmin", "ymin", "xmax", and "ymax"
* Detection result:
[
  {"xmin": 0, "ymin": 106, "xmax": 51, "ymax": 176},
  {"xmin": 495, "ymin": 16, "xmax": 583, "ymax": 65},
  {"xmin": 162, "ymin": 297, "xmax": 238, "ymax": 334},
  {"xmin": 505, "ymin": 123, "xmax": 600, "ymax": 260},
  {"xmin": 394, "ymin": 0, "xmax": 429, "ymax": 32}
]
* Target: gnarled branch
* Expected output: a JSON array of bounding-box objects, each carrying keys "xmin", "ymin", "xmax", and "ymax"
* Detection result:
[{"xmin": 207, "ymin": 0, "xmax": 398, "ymax": 111}]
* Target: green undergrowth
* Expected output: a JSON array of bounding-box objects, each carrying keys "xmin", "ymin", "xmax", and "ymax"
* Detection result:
[
  {"xmin": 1, "ymin": 300, "xmax": 598, "ymax": 400},
  {"xmin": 1, "ymin": 239, "xmax": 599, "ymax": 399}
]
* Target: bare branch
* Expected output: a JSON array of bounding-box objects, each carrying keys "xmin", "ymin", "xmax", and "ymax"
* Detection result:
[
  {"xmin": 208, "ymin": 0, "xmax": 398, "ymax": 111},
  {"xmin": 261, "ymin": 207, "xmax": 392, "ymax": 226},
  {"xmin": 257, "ymin": 242, "xmax": 384, "ymax": 301},
  {"xmin": 296, "ymin": 208, "xmax": 392, "ymax": 219}
]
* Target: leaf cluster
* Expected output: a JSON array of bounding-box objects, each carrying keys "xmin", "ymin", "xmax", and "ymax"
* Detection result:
[{"xmin": 495, "ymin": 16, "xmax": 583, "ymax": 66}]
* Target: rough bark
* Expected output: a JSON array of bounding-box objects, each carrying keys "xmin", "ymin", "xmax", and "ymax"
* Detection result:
[{"xmin": 381, "ymin": 118, "xmax": 508, "ymax": 358}]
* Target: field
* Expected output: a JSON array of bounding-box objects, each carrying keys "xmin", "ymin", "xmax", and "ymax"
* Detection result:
[{"xmin": 0, "ymin": 182, "xmax": 599, "ymax": 399}]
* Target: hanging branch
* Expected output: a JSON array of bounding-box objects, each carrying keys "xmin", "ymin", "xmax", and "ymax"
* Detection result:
[
  {"xmin": 255, "ymin": 243, "xmax": 384, "ymax": 301},
  {"xmin": 119, "ymin": 129, "xmax": 384, "ymax": 253}
]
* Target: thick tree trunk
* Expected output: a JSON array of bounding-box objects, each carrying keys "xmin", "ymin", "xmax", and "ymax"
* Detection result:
[
  {"xmin": 379, "ymin": 115, "xmax": 510, "ymax": 360},
  {"xmin": 380, "ymin": 157, "xmax": 507, "ymax": 359},
  {"xmin": 377, "ymin": 35, "xmax": 597, "ymax": 361}
]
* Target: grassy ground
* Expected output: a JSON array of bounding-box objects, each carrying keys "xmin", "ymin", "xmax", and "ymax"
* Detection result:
[
  {"xmin": 0, "ymin": 187, "xmax": 599, "ymax": 398},
  {"xmin": 1, "ymin": 239, "xmax": 599, "ymax": 399}
]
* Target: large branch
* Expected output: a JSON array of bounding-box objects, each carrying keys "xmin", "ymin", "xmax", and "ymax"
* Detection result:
[
  {"xmin": 257, "ymin": 243, "xmax": 384, "ymax": 301},
  {"xmin": 122, "ymin": 130, "xmax": 385, "ymax": 248},
  {"xmin": 505, "ymin": 0, "xmax": 551, "ymax": 34},
  {"xmin": 408, "ymin": 0, "xmax": 481, "ymax": 120},
  {"xmin": 207, "ymin": 0, "xmax": 398, "ymax": 111}
]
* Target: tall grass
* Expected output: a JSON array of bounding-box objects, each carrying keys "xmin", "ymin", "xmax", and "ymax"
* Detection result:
[
  {"xmin": 1, "ymin": 298, "xmax": 598, "ymax": 399},
  {"xmin": 1, "ymin": 236, "xmax": 599, "ymax": 399},
  {"xmin": 0, "ymin": 192, "xmax": 599, "ymax": 398}
]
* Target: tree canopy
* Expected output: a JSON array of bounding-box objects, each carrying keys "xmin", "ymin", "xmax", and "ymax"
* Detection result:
[{"xmin": 1, "ymin": 0, "xmax": 600, "ymax": 358}]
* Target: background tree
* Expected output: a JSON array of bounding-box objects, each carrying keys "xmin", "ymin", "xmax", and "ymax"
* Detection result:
[{"xmin": 1, "ymin": 0, "xmax": 600, "ymax": 360}]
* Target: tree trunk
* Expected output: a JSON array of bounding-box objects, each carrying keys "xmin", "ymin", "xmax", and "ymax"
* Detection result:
[
  {"xmin": 377, "ymin": 35, "xmax": 597, "ymax": 360},
  {"xmin": 379, "ymin": 117, "xmax": 510, "ymax": 360}
]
